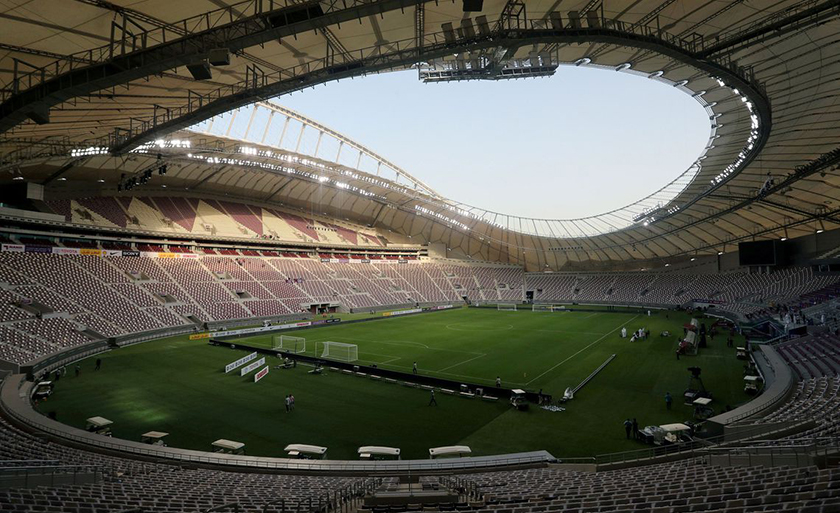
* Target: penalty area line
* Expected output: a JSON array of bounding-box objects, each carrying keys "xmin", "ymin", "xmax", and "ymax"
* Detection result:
[
  {"xmin": 525, "ymin": 314, "xmax": 640, "ymax": 386},
  {"xmin": 436, "ymin": 353, "xmax": 487, "ymax": 373}
]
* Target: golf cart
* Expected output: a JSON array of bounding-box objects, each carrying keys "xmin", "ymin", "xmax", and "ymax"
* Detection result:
[
  {"xmin": 510, "ymin": 389, "xmax": 528, "ymax": 410},
  {"xmin": 32, "ymin": 381, "xmax": 53, "ymax": 400}
]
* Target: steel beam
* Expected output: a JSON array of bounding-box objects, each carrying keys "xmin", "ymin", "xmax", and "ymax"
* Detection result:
[{"xmin": 0, "ymin": 0, "xmax": 434, "ymax": 134}]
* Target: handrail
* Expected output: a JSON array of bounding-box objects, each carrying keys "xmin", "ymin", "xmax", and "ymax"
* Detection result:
[
  {"xmin": 710, "ymin": 345, "xmax": 794, "ymax": 426},
  {"xmin": 0, "ymin": 464, "xmax": 99, "ymax": 472},
  {"xmin": 0, "ymin": 459, "xmax": 61, "ymax": 466},
  {"xmin": 592, "ymin": 418, "xmax": 813, "ymax": 467},
  {"xmin": 1, "ymin": 373, "xmax": 554, "ymax": 474},
  {"xmin": 3, "ymin": 366, "xmax": 812, "ymax": 476},
  {"xmin": 703, "ymin": 436, "xmax": 840, "ymax": 468},
  {"xmin": 0, "ymin": 462, "xmax": 103, "ymax": 488}
]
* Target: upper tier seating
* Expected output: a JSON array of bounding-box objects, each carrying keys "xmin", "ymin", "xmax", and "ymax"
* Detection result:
[{"xmin": 45, "ymin": 196, "xmax": 386, "ymax": 247}]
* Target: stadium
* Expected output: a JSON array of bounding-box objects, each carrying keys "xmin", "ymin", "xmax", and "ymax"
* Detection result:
[{"xmin": 2, "ymin": 0, "xmax": 840, "ymax": 511}]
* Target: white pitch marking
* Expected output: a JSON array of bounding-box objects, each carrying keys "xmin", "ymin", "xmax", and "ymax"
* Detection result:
[
  {"xmin": 437, "ymin": 353, "xmax": 487, "ymax": 373},
  {"xmin": 445, "ymin": 323, "xmax": 514, "ymax": 332},
  {"xmin": 360, "ymin": 351, "xmax": 404, "ymax": 360},
  {"xmin": 525, "ymin": 314, "xmax": 640, "ymax": 386},
  {"xmin": 330, "ymin": 337, "xmax": 430, "ymax": 349},
  {"xmin": 532, "ymin": 330, "xmax": 606, "ymax": 336},
  {"xmin": 358, "ymin": 356, "xmax": 401, "ymax": 366},
  {"xmin": 331, "ymin": 337, "xmax": 482, "ymax": 355},
  {"xmin": 372, "ymin": 361, "xmax": 526, "ymax": 386}
]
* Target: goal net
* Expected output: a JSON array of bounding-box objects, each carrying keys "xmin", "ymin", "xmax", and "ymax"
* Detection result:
[
  {"xmin": 532, "ymin": 304, "xmax": 565, "ymax": 312},
  {"xmin": 320, "ymin": 341, "xmax": 359, "ymax": 362},
  {"xmin": 497, "ymin": 303, "xmax": 517, "ymax": 311},
  {"xmin": 273, "ymin": 335, "xmax": 306, "ymax": 354}
]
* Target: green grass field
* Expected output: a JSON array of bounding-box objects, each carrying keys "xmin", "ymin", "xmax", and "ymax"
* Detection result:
[{"xmin": 37, "ymin": 307, "xmax": 751, "ymax": 460}]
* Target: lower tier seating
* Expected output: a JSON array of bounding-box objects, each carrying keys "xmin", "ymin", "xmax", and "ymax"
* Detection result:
[{"xmin": 0, "ymin": 252, "xmax": 524, "ymax": 364}]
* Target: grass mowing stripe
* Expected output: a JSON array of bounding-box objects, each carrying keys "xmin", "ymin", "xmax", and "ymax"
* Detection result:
[
  {"xmin": 525, "ymin": 314, "xmax": 639, "ymax": 386},
  {"xmin": 40, "ymin": 309, "xmax": 749, "ymax": 459},
  {"xmin": 310, "ymin": 336, "xmax": 483, "ymax": 355}
]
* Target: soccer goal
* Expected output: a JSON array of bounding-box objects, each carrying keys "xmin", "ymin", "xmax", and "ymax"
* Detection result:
[
  {"xmin": 320, "ymin": 341, "xmax": 359, "ymax": 362},
  {"xmin": 273, "ymin": 335, "xmax": 306, "ymax": 354},
  {"xmin": 532, "ymin": 304, "xmax": 556, "ymax": 312},
  {"xmin": 497, "ymin": 303, "xmax": 517, "ymax": 311}
]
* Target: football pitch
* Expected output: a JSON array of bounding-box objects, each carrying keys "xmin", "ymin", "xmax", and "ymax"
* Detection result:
[{"xmin": 38, "ymin": 307, "xmax": 750, "ymax": 460}]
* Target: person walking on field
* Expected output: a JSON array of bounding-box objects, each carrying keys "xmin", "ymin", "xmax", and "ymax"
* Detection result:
[
  {"xmin": 665, "ymin": 392, "xmax": 673, "ymax": 410},
  {"xmin": 429, "ymin": 389, "xmax": 437, "ymax": 406},
  {"xmin": 94, "ymin": 358, "xmax": 101, "ymax": 371},
  {"xmin": 284, "ymin": 394, "xmax": 291, "ymax": 413},
  {"xmin": 413, "ymin": 362, "xmax": 418, "ymax": 375},
  {"xmin": 624, "ymin": 419, "xmax": 632, "ymax": 439},
  {"xmin": 290, "ymin": 394, "xmax": 295, "ymax": 411},
  {"xmin": 632, "ymin": 418, "xmax": 639, "ymax": 439},
  {"xmin": 496, "ymin": 376, "xmax": 502, "ymax": 387}
]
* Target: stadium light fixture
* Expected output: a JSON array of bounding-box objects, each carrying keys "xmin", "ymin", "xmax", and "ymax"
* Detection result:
[
  {"xmin": 70, "ymin": 146, "xmax": 109, "ymax": 157},
  {"xmin": 717, "ymin": 251, "xmax": 724, "ymax": 256},
  {"xmin": 690, "ymin": 257, "xmax": 696, "ymax": 261}
]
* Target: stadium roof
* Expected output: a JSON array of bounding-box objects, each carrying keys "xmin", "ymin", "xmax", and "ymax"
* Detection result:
[{"xmin": 2, "ymin": 0, "xmax": 840, "ymax": 270}]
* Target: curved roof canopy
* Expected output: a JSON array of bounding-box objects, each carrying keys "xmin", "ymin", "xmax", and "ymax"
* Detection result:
[{"xmin": 1, "ymin": 0, "xmax": 840, "ymax": 271}]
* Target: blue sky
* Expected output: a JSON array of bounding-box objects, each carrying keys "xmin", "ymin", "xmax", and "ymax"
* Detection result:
[{"xmin": 277, "ymin": 66, "xmax": 710, "ymax": 220}]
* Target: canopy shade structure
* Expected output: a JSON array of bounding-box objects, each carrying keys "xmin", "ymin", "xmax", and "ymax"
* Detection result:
[{"xmin": 2, "ymin": 1, "xmax": 840, "ymax": 271}]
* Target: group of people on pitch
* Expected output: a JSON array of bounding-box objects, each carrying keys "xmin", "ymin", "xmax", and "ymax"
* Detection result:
[
  {"xmin": 284, "ymin": 394, "xmax": 296, "ymax": 413},
  {"xmin": 620, "ymin": 326, "xmax": 650, "ymax": 342}
]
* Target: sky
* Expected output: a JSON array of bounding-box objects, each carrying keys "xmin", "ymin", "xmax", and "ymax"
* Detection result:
[{"xmin": 276, "ymin": 66, "xmax": 710, "ymax": 220}]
